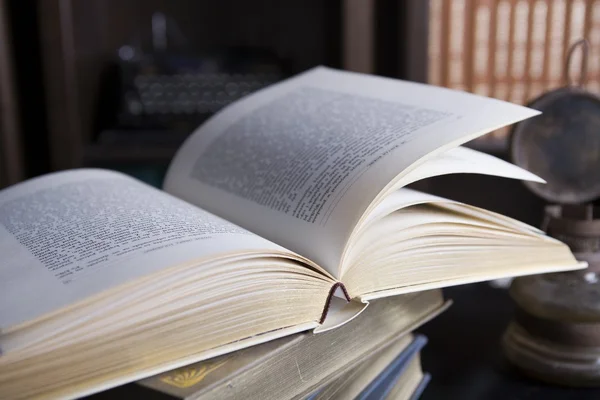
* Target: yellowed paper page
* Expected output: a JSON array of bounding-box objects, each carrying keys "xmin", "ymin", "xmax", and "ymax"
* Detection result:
[{"xmin": 0, "ymin": 169, "xmax": 286, "ymax": 331}]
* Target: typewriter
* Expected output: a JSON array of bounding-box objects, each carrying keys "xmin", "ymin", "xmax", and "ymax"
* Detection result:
[{"xmin": 98, "ymin": 13, "xmax": 287, "ymax": 136}]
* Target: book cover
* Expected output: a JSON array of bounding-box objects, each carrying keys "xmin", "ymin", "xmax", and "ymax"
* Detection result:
[{"xmin": 357, "ymin": 335, "xmax": 428, "ymax": 400}]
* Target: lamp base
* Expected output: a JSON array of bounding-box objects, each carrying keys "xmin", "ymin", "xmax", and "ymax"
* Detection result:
[{"xmin": 503, "ymin": 321, "xmax": 600, "ymax": 387}]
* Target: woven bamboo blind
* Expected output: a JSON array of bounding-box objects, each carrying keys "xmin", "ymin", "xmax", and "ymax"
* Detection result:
[{"xmin": 428, "ymin": 0, "xmax": 600, "ymax": 147}]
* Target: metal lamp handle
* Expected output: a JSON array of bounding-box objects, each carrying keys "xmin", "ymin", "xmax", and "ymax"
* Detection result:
[{"xmin": 564, "ymin": 38, "xmax": 590, "ymax": 88}]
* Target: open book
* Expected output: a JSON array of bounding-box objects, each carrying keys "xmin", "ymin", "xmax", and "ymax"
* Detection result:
[{"xmin": 0, "ymin": 67, "xmax": 584, "ymax": 399}]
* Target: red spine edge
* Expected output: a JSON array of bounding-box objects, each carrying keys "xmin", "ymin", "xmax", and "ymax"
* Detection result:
[{"xmin": 319, "ymin": 282, "xmax": 351, "ymax": 324}]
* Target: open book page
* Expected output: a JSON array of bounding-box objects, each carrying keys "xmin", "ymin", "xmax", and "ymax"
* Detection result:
[
  {"xmin": 355, "ymin": 146, "xmax": 546, "ymax": 232},
  {"xmin": 164, "ymin": 66, "xmax": 539, "ymax": 277},
  {"xmin": 396, "ymin": 146, "xmax": 544, "ymax": 188},
  {"xmin": 339, "ymin": 190, "xmax": 584, "ymax": 298},
  {"xmin": 0, "ymin": 169, "xmax": 288, "ymax": 331},
  {"xmin": 355, "ymin": 188, "xmax": 545, "ymax": 237}
]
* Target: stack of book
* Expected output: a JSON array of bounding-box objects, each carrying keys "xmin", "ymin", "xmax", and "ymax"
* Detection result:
[
  {"xmin": 0, "ymin": 67, "xmax": 585, "ymax": 400},
  {"xmin": 132, "ymin": 294, "xmax": 443, "ymax": 400}
]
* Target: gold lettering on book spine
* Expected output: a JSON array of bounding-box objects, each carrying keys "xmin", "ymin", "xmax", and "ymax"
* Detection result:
[{"xmin": 159, "ymin": 359, "xmax": 229, "ymax": 388}]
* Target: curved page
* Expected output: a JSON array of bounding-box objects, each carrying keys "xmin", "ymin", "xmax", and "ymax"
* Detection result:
[
  {"xmin": 0, "ymin": 169, "xmax": 288, "ymax": 331},
  {"xmin": 164, "ymin": 66, "xmax": 538, "ymax": 277},
  {"xmin": 395, "ymin": 146, "xmax": 544, "ymax": 188}
]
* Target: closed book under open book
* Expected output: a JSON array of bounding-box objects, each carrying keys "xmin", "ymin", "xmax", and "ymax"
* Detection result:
[
  {"xmin": 135, "ymin": 294, "xmax": 441, "ymax": 400},
  {"xmin": 0, "ymin": 67, "xmax": 584, "ymax": 399},
  {"xmin": 310, "ymin": 334, "xmax": 429, "ymax": 400}
]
